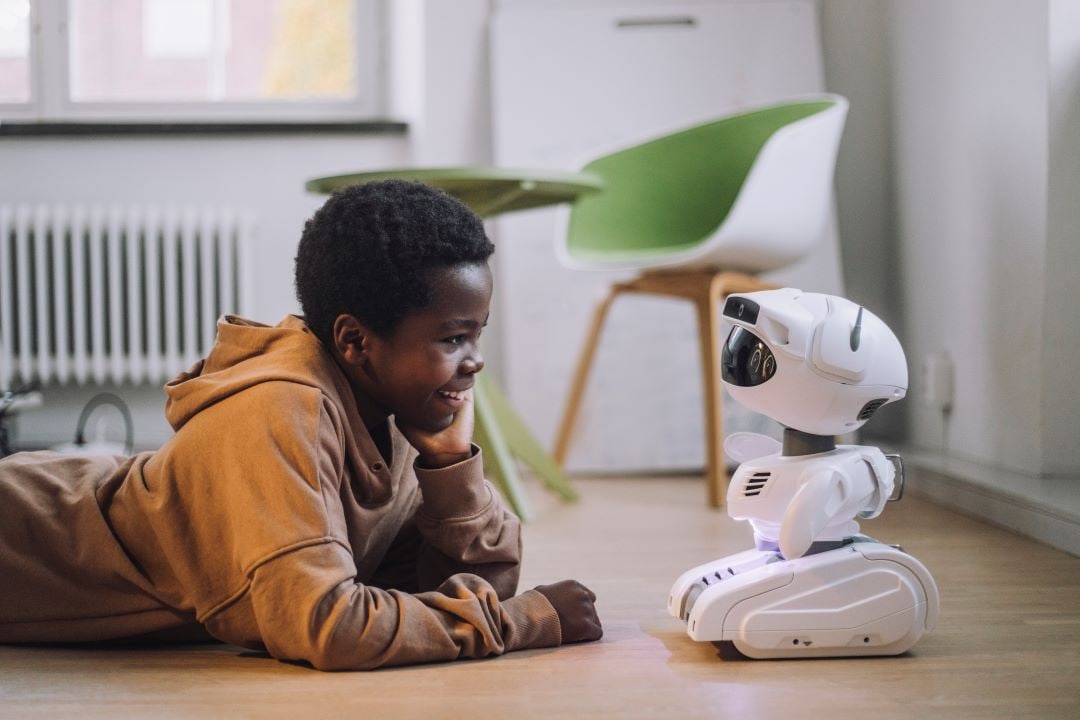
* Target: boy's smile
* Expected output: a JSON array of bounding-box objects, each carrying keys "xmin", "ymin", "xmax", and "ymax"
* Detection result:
[{"xmin": 336, "ymin": 262, "xmax": 493, "ymax": 433}]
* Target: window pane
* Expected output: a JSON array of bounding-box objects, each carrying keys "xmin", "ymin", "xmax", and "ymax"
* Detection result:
[
  {"xmin": 0, "ymin": 0, "xmax": 31, "ymax": 103},
  {"xmin": 69, "ymin": 0, "xmax": 358, "ymax": 103}
]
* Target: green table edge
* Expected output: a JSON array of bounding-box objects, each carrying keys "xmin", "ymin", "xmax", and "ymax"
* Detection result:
[{"xmin": 306, "ymin": 166, "xmax": 604, "ymax": 197}]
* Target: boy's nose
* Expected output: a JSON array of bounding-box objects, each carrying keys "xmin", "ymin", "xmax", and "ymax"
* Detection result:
[{"xmin": 462, "ymin": 351, "xmax": 484, "ymax": 375}]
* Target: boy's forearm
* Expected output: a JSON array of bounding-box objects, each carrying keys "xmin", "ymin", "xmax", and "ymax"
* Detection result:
[
  {"xmin": 412, "ymin": 447, "xmax": 523, "ymax": 598},
  {"xmin": 417, "ymin": 533, "xmax": 520, "ymax": 600}
]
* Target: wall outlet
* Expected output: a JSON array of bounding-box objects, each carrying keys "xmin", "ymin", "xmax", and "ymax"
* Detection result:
[{"xmin": 920, "ymin": 352, "xmax": 954, "ymax": 413}]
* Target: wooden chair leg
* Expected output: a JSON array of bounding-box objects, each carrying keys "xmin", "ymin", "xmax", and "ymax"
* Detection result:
[
  {"xmin": 696, "ymin": 277, "xmax": 727, "ymax": 508},
  {"xmin": 698, "ymin": 272, "xmax": 779, "ymax": 507},
  {"xmin": 555, "ymin": 269, "xmax": 776, "ymax": 504},
  {"xmin": 553, "ymin": 286, "xmax": 622, "ymax": 467}
]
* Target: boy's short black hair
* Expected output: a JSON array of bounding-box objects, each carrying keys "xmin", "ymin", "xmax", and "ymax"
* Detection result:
[{"xmin": 295, "ymin": 180, "xmax": 494, "ymax": 345}]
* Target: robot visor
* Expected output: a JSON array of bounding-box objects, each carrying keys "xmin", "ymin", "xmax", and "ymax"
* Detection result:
[{"xmin": 722, "ymin": 326, "xmax": 777, "ymax": 387}]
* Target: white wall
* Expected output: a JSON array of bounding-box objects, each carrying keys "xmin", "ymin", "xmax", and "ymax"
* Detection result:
[
  {"xmin": 1044, "ymin": 0, "xmax": 1080, "ymax": 476},
  {"xmin": 820, "ymin": 0, "xmax": 904, "ymax": 440},
  {"xmin": 411, "ymin": 0, "xmax": 493, "ymax": 166},
  {"xmin": 824, "ymin": 0, "xmax": 1080, "ymax": 487},
  {"xmin": 889, "ymin": 0, "xmax": 1050, "ymax": 473}
]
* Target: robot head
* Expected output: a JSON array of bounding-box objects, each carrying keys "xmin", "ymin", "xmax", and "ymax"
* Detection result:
[{"xmin": 720, "ymin": 288, "xmax": 907, "ymax": 436}]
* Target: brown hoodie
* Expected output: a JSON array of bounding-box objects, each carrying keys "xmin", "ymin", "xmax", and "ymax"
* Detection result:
[{"xmin": 0, "ymin": 315, "xmax": 561, "ymax": 669}]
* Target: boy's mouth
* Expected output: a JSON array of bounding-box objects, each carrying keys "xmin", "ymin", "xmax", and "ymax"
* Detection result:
[
  {"xmin": 437, "ymin": 389, "xmax": 466, "ymax": 401},
  {"xmin": 435, "ymin": 388, "xmax": 469, "ymax": 410}
]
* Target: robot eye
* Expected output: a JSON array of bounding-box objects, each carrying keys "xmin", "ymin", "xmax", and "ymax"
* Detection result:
[{"xmin": 722, "ymin": 327, "xmax": 777, "ymax": 387}]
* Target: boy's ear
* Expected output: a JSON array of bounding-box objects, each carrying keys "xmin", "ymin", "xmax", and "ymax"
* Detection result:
[{"xmin": 332, "ymin": 314, "xmax": 372, "ymax": 364}]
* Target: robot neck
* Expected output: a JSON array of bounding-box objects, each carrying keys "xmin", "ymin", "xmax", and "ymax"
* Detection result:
[{"xmin": 781, "ymin": 428, "xmax": 837, "ymax": 456}]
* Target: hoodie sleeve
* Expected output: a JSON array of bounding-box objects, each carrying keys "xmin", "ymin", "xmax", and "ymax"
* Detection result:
[
  {"xmin": 366, "ymin": 451, "xmax": 522, "ymax": 600},
  {"xmin": 413, "ymin": 449, "xmax": 523, "ymax": 600},
  {"xmin": 245, "ymin": 543, "xmax": 560, "ymax": 670}
]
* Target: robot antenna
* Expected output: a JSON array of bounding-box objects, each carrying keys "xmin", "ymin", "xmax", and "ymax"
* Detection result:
[{"xmin": 850, "ymin": 306, "xmax": 864, "ymax": 351}]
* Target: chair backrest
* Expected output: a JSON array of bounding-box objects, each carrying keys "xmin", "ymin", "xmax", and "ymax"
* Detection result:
[{"xmin": 559, "ymin": 95, "xmax": 848, "ymax": 273}]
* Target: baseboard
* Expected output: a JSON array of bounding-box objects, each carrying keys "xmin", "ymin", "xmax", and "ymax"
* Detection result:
[{"xmin": 900, "ymin": 448, "xmax": 1080, "ymax": 557}]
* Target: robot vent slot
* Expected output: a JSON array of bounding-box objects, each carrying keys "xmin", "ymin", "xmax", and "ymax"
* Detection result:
[
  {"xmin": 858, "ymin": 398, "xmax": 889, "ymax": 420},
  {"xmin": 701, "ymin": 569, "xmax": 735, "ymax": 586},
  {"xmin": 744, "ymin": 473, "xmax": 771, "ymax": 496}
]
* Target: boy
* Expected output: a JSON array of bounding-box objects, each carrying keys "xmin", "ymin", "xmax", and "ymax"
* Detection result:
[{"xmin": 0, "ymin": 180, "xmax": 602, "ymax": 670}]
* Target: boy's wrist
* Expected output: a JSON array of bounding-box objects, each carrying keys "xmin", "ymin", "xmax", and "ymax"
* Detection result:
[
  {"xmin": 414, "ymin": 445, "xmax": 490, "ymax": 520},
  {"xmin": 417, "ymin": 446, "xmax": 475, "ymax": 469},
  {"xmin": 416, "ymin": 444, "xmax": 477, "ymax": 472}
]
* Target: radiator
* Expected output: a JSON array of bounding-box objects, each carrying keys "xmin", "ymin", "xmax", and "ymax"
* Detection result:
[{"xmin": 0, "ymin": 204, "xmax": 254, "ymax": 389}]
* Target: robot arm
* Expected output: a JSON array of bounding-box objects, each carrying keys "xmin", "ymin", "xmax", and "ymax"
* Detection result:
[
  {"xmin": 778, "ymin": 455, "xmax": 890, "ymax": 559},
  {"xmin": 778, "ymin": 467, "xmax": 848, "ymax": 559}
]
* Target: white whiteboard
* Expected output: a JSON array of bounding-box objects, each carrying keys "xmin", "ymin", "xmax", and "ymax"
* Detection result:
[{"xmin": 490, "ymin": 0, "xmax": 843, "ymax": 473}]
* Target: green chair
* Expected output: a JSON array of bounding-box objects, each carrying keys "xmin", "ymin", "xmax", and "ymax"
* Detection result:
[{"xmin": 552, "ymin": 95, "xmax": 848, "ymax": 507}]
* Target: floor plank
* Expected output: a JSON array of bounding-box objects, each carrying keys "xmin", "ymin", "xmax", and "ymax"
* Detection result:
[{"xmin": 2, "ymin": 475, "xmax": 1078, "ymax": 719}]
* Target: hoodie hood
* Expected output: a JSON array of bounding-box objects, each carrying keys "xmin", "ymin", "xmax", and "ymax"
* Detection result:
[
  {"xmin": 163, "ymin": 314, "xmax": 407, "ymax": 509},
  {"xmin": 164, "ymin": 315, "xmax": 357, "ymax": 432}
]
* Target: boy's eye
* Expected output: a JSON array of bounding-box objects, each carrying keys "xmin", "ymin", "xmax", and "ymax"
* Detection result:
[{"xmin": 443, "ymin": 335, "xmax": 466, "ymax": 346}]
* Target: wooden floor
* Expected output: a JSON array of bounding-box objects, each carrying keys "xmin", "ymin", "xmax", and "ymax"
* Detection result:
[{"xmin": 2, "ymin": 474, "xmax": 1078, "ymax": 719}]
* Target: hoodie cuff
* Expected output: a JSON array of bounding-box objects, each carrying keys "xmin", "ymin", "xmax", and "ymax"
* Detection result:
[
  {"xmin": 501, "ymin": 589, "xmax": 563, "ymax": 651},
  {"xmin": 414, "ymin": 444, "xmax": 491, "ymax": 521}
]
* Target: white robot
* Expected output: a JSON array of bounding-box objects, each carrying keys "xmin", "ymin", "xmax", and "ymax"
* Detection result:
[{"xmin": 668, "ymin": 288, "xmax": 939, "ymax": 658}]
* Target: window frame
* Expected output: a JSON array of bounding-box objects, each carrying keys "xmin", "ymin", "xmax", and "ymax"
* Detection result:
[{"xmin": 0, "ymin": 0, "xmax": 384, "ymax": 123}]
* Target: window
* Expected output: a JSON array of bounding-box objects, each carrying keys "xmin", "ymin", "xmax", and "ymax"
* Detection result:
[
  {"xmin": 0, "ymin": 0, "xmax": 382, "ymax": 122},
  {"xmin": 0, "ymin": 0, "xmax": 30, "ymax": 103}
]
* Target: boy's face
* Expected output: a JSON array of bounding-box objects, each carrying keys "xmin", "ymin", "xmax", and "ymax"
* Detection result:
[{"xmin": 343, "ymin": 262, "xmax": 493, "ymax": 433}]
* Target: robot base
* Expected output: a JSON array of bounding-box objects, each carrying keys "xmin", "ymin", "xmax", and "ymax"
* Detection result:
[{"xmin": 668, "ymin": 541, "xmax": 939, "ymax": 659}]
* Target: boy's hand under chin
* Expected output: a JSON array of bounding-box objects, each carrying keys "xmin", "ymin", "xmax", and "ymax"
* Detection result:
[{"xmin": 399, "ymin": 389, "xmax": 476, "ymax": 469}]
